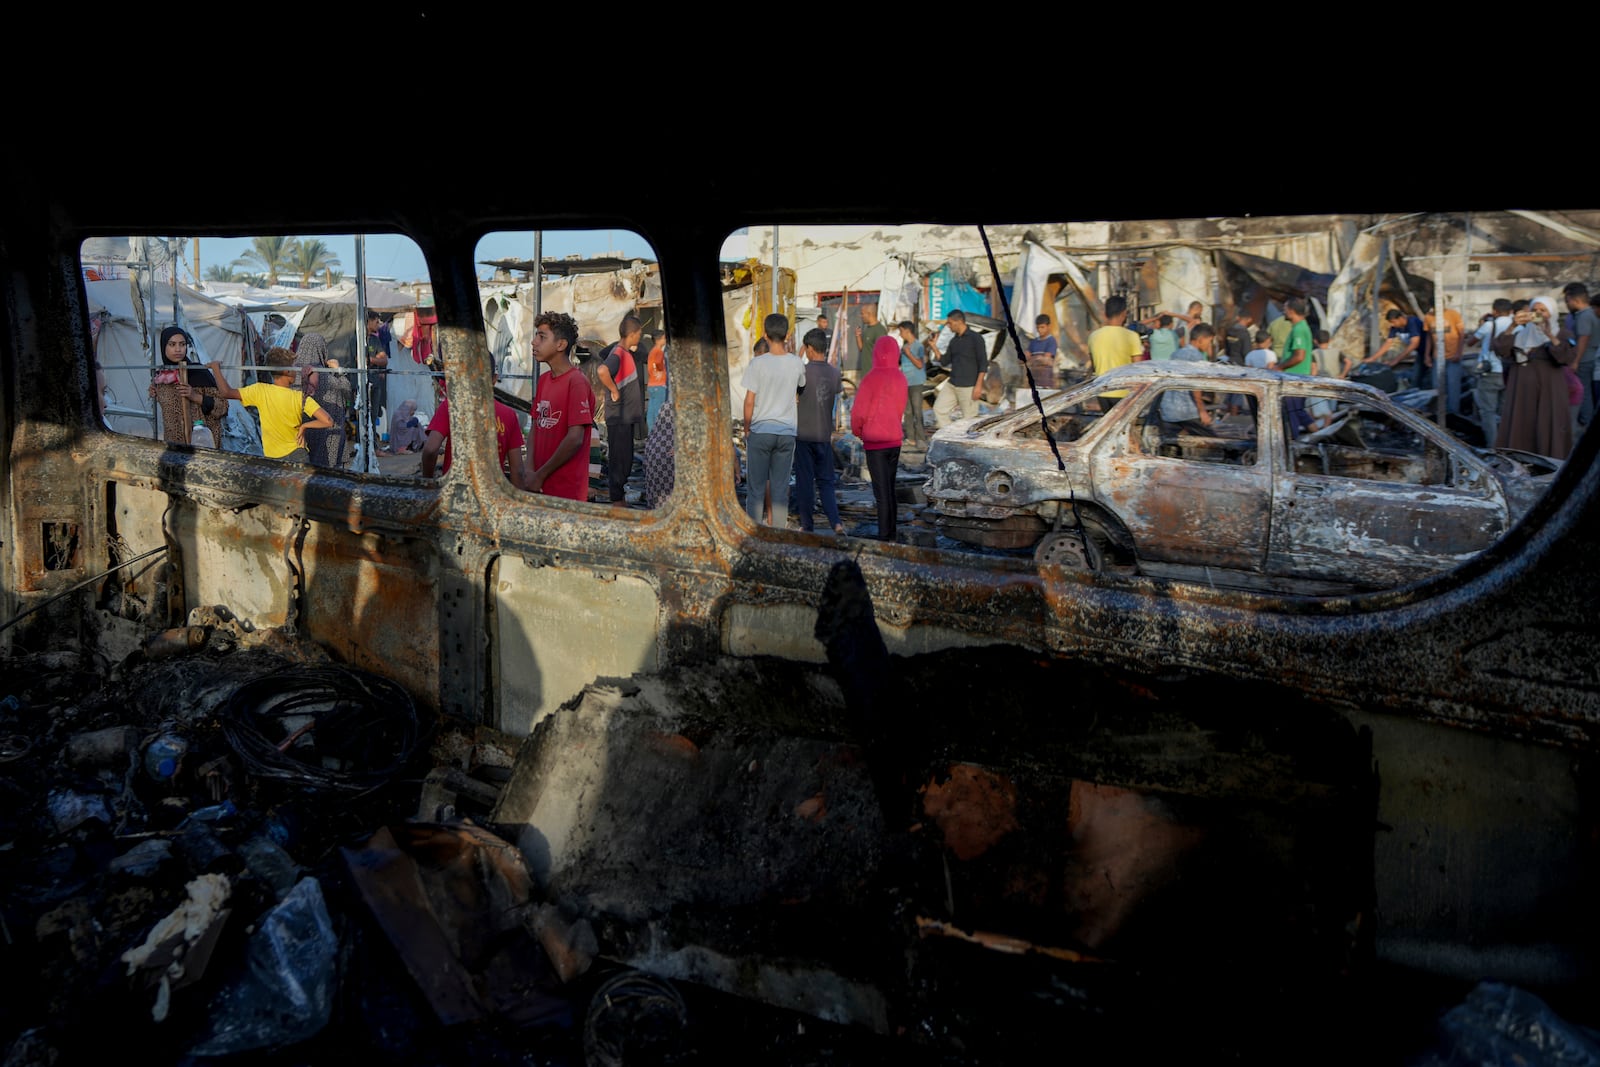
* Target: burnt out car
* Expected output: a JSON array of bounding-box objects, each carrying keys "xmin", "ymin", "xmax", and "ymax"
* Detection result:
[{"xmin": 925, "ymin": 363, "xmax": 1560, "ymax": 594}]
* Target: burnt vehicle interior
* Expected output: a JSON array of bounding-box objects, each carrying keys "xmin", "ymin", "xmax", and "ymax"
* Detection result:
[
  {"xmin": 1290, "ymin": 398, "xmax": 1448, "ymax": 482},
  {"xmin": 3, "ymin": 89, "xmax": 1598, "ymax": 1065}
]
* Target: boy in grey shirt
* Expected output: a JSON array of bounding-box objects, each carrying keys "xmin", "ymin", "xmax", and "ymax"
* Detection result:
[
  {"xmin": 794, "ymin": 328, "xmax": 844, "ymax": 534},
  {"xmin": 740, "ymin": 313, "xmax": 807, "ymax": 527}
]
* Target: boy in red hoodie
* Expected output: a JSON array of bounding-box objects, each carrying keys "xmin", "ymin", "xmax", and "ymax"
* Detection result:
[{"xmin": 851, "ymin": 335, "xmax": 909, "ymax": 542}]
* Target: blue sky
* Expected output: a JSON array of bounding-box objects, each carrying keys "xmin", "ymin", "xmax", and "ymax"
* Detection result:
[{"xmin": 191, "ymin": 229, "xmax": 657, "ymax": 286}]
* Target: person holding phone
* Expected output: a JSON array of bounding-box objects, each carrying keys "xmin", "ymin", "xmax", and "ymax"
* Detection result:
[{"xmin": 1493, "ymin": 296, "xmax": 1573, "ymax": 459}]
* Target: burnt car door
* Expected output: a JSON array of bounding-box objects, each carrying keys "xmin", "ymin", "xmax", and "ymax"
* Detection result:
[
  {"xmin": 1087, "ymin": 376, "xmax": 1273, "ymax": 574},
  {"xmin": 1266, "ymin": 384, "xmax": 1512, "ymax": 588}
]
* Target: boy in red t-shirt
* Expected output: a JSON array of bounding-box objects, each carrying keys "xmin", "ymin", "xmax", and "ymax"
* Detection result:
[
  {"xmin": 526, "ymin": 311, "xmax": 595, "ymax": 500},
  {"xmin": 420, "ymin": 374, "xmax": 527, "ymax": 489}
]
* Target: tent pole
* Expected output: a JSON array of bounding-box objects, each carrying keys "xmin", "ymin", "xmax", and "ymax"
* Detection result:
[
  {"xmin": 143, "ymin": 240, "xmax": 158, "ymax": 438},
  {"xmin": 1435, "ymin": 268, "xmax": 1447, "ymax": 428},
  {"xmin": 170, "ymin": 238, "xmax": 178, "ymax": 329},
  {"xmin": 178, "ymin": 233, "xmax": 192, "ymax": 441},
  {"xmin": 532, "ymin": 230, "xmax": 542, "ymax": 403},
  {"xmin": 1373, "ymin": 236, "xmax": 1389, "ymax": 360},
  {"xmin": 356, "ymin": 234, "xmax": 373, "ymax": 472}
]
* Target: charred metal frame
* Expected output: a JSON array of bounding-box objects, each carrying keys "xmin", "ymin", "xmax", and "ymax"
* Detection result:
[
  {"xmin": 3, "ymin": 178, "xmax": 1598, "ymax": 742},
  {"xmin": 3, "ymin": 151, "xmax": 1599, "ymax": 1010}
]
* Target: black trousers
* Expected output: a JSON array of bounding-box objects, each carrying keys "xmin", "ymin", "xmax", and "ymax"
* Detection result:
[
  {"xmin": 607, "ymin": 418, "xmax": 637, "ymax": 502},
  {"xmin": 368, "ymin": 371, "xmax": 387, "ymax": 431},
  {"xmin": 866, "ymin": 446, "xmax": 900, "ymax": 540}
]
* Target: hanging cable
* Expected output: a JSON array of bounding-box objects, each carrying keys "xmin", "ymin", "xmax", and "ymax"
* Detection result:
[
  {"xmin": 976, "ymin": 225, "xmax": 1086, "ymax": 550},
  {"xmin": 977, "ymin": 227, "xmax": 1067, "ymax": 471},
  {"xmin": 0, "ymin": 546, "xmax": 167, "ymax": 635}
]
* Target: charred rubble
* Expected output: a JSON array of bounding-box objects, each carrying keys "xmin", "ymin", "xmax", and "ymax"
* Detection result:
[{"xmin": 0, "ymin": 575, "xmax": 1585, "ymax": 1065}]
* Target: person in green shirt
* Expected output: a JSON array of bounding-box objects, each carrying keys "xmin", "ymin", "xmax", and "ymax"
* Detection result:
[
  {"xmin": 1279, "ymin": 297, "xmax": 1315, "ymax": 437},
  {"xmin": 854, "ymin": 302, "xmax": 889, "ymax": 383},
  {"xmin": 1280, "ymin": 298, "xmax": 1314, "ymax": 375},
  {"xmin": 1144, "ymin": 314, "xmax": 1179, "ymax": 361},
  {"xmin": 1268, "ymin": 307, "xmax": 1294, "ymax": 361}
]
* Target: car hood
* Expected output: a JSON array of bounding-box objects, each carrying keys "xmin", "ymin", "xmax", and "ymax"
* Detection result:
[
  {"xmin": 1478, "ymin": 448, "xmax": 1562, "ymax": 517},
  {"xmin": 1480, "ymin": 447, "xmax": 1564, "ymax": 478}
]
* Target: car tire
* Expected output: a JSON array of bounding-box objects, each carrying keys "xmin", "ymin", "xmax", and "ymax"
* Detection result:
[
  {"xmin": 1035, "ymin": 528, "xmax": 1104, "ymax": 572},
  {"xmin": 1037, "ymin": 518, "xmax": 1140, "ymax": 577}
]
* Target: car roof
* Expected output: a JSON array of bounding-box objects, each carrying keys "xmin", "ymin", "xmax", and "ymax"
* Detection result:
[
  {"xmin": 1087, "ymin": 362, "xmax": 1395, "ymax": 400},
  {"xmin": 1096, "ymin": 362, "xmax": 1281, "ymax": 382},
  {"xmin": 953, "ymin": 364, "xmax": 1405, "ymax": 439}
]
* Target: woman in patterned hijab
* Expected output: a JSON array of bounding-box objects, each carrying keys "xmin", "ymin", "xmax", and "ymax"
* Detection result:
[{"xmin": 148, "ymin": 325, "xmax": 228, "ymax": 445}]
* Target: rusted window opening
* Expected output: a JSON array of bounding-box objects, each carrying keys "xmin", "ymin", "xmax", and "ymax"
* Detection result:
[{"xmin": 42, "ymin": 523, "xmax": 80, "ymax": 572}]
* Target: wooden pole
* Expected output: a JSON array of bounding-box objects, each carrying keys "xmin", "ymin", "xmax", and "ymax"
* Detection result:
[
  {"xmin": 1373, "ymin": 237, "xmax": 1390, "ymax": 360},
  {"xmin": 1435, "ymin": 269, "xmax": 1447, "ymax": 427}
]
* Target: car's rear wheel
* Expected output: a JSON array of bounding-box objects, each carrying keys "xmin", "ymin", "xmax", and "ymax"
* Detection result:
[
  {"xmin": 1036, "ymin": 517, "xmax": 1140, "ymax": 577},
  {"xmin": 1035, "ymin": 528, "xmax": 1105, "ymax": 572}
]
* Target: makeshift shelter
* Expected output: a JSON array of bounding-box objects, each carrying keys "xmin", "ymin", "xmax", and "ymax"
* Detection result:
[
  {"xmin": 721, "ymin": 261, "xmax": 796, "ymax": 420},
  {"xmin": 1323, "ymin": 232, "xmax": 1438, "ymax": 364},
  {"xmin": 482, "ymin": 264, "xmax": 664, "ymax": 414},
  {"xmin": 291, "ymin": 281, "xmax": 416, "ymax": 365},
  {"xmin": 202, "ymin": 283, "xmax": 309, "ymax": 315},
  {"xmin": 273, "ymin": 281, "xmax": 424, "ymax": 440}
]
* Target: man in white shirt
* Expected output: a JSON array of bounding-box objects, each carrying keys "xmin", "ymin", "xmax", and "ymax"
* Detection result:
[{"xmin": 1465, "ymin": 299, "xmax": 1512, "ymax": 447}]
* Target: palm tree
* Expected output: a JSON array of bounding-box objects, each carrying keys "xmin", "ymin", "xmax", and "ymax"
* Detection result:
[
  {"xmin": 291, "ymin": 239, "xmax": 341, "ymax": 289},
  {"xmin": 204, "ymin": 264, "xmax": 239, "ymax": 283},
  {"xmin": 325, "ymin": 268, "xmax": 345, "ymax": 287},
  {"xmin": 231, "ymin": 236, "xmax": 299, "ymax": 288}
]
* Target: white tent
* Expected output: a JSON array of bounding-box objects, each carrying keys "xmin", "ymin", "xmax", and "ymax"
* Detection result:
[
  {"xmin": 292, "ymin": 279, "xmax": 415, "ymax": 311},
  {"xmin": 87, "ymin": 278, "xmax": 247, "ymax": 441},
  {"xmin": 201, "ymin": 282, "xmax": 310, "ymax": 313}
]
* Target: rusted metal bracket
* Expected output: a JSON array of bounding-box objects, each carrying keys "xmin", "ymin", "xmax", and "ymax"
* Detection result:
[
  {"xmin": 282, "ymin": 513, "xmax": 311, "ymax": 635},
  {"xmin": 161, "ymin": 500, "xmax": 185, "ymax": 628}
]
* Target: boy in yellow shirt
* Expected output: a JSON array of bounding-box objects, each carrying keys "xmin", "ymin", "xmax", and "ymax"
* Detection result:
[{"xmin": 209, "ymin": 347, "xmax": 332, "ymax": 462}]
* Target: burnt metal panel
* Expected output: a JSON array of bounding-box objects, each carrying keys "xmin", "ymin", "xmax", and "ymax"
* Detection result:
[{"xmin": 0, "ymin": 144, "xmax": 1597, "ymax": 757}]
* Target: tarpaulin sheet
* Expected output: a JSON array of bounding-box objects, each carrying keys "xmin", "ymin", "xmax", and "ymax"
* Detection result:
[
  {"xmin": 1216, "ymin": 249, "xmax": 1336, "ymax": 308},
  {"xmin": 926, "ymin": 262, "xmax": 989, "ymax": 322}
]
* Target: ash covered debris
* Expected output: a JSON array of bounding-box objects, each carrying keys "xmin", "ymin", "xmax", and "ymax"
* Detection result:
[
  {"xmin": 488, "ymin": 570, "xmax": 1390, "ymax": 1059},
  {"xmin": 0, "ymin": 615, "xmax": 927, "ymax": 1065},
  {"xmin": 0, "ymin": 583, "xmax": 1567, "ymax": 1064}
]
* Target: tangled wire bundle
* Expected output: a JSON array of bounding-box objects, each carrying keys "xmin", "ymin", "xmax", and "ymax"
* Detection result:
[
  {"xmin": 583, "ymin": 969, "xmax": 688, "ymax": 1067},
  {"xmin": 217, "ymin": 665, "xmax": 424, "ymax": 793}
]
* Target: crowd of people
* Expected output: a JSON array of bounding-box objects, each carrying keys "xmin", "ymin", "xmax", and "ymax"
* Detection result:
[
  {"xmin": 739, "ymin": 310, "xmax": 911, "ymax": 541},
  {"xmin": 1081, "ymin": 286, "xmax": 1598, "ymax": 464},
  {"xmin": 1474, "ymin": 285, "xmax": 1595, "ymax": 462},
  {"xmin": 150, "ymin": 303, "xmax": 678, "ymax": 504},
  {"xmin": 148, "ymin": 277, "xmax": 1591, "ymax": 552}
]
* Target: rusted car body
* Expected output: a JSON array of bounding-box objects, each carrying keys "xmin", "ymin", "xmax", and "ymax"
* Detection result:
[
  {"xmin": 3, "ymin": 91, "xmax": 1599, "ymax": 1061},
  {"xmin": 926, "ymin": 363, "xmax": 1559, "ymax": 594}
]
